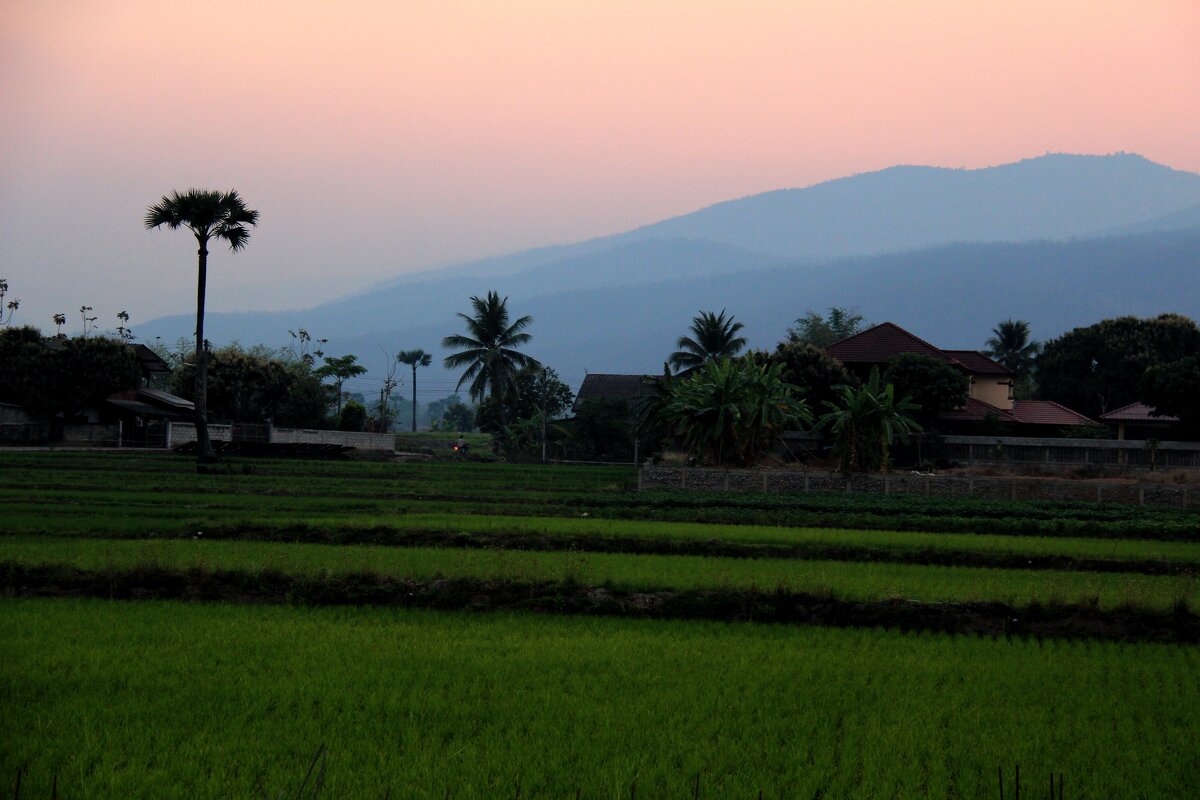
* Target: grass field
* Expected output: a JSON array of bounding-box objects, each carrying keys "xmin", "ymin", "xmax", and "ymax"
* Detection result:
[{"xmin": 2, "ymin": 450, "xmax": 1199, "ymax": 797}]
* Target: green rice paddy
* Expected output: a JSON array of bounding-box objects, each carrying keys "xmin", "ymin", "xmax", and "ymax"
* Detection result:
[{"xmin": 2, "ymin": 450, "xmax": 1198, "ymax": 797}]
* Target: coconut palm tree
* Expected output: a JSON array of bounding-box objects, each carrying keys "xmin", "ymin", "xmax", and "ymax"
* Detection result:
[
  {"xmin": 145, "ymin": 189, "xmax": 259, "ymax": 462},
  {"xmin": 397, "ymin": 348, "xmax": 432, "ymax": 431},
  {"xmin": 442, "ymin": 292, "xmax": 539, "ymax": 422},
  {"xmin": 668, "ymin": 309, "xmax": 747, "ymax": 374},
  {"xmin": 985, "ymin": 319, "xmax": 1040, "ymax": 377}
]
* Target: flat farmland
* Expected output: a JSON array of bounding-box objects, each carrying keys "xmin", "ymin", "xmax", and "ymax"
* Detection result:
[{"xmin": 2, "ymin": 451, "xmax": 1199, "ymax": 798}]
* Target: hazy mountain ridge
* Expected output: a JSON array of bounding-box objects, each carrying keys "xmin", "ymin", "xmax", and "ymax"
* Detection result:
[{"xmin": 134, "ymin": 153, "xmax": 1200, "ymax": 393}]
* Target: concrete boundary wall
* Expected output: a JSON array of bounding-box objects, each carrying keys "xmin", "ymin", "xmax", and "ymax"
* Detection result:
[
  {"xmin": 638, "ymin": 466, "xmax": 1197, "ymax": 509},
  {"xmin": 940, "ymin": 435, "xmax": 1200, "ymax": 469},
  {"xmin": 166, "ymin": 422, "xmax": 393, "ymax": 451}
]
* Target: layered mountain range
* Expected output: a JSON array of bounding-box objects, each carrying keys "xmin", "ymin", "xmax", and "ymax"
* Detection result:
[{"xmin": 138, "ymin": 153, "xmax": 1200, "ymax": 394}]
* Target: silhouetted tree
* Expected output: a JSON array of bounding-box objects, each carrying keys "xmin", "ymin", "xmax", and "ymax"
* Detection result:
[
  {"xmin": 1036, "ymin": 314, "xmax": 1200, "ymax": 418},
  {"xmin": 145, "ymin": 189, "xmax": 259, "ymax": 462},
  {"xmin": 985, "ymin": 319, "xmax": 1039, "ymax": 378},
  {"xmin": 0, "ymin": 279, "xmax": 18, "ymax": 326},
  {"xmin": 397, "ymin": 349, "xmax": 432, "ymax": 432},
  {"xmin": 669, "ymin": 309, "xmax": 747, "ymax": 374},
  {"xmin": 787, "ymin": 307, "xmax": 866, "ymax": 347},
  {"xmin": 442, "ymin": 291, "xmax": 539, "ymax": 424},
  {"xmin": 314, "ymin": 354, "xmax": 367, "ymax": 414}
]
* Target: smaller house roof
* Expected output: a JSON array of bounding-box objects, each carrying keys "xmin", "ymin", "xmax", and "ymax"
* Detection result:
[
  {"xmin": 937, "ymin": 397, "xmax": 1017, "ymax": 423},
  {"xmin": 131, "ymin": 344, "xmax": 170, "ymax": 373},
  {"xmin": 106, "ymin": 387, "xmax": 194, "ymax": 419},
  {"xmin": 1010, "ymin": 400, "xmax": 1095, "ymax": 427},
  {"xmin": 1099, "ymin": 402, "xmax": 1179, "ymax": 423},
  {"xmin": 572, "ymin": 373, "xmax": 648, "ymax": 412},
  {"xmin": 942, "ymin": 350, "xmax": 1014, "ymax": 376}
]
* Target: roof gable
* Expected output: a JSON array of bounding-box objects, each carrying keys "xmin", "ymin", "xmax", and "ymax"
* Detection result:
[
  {"xmin": 824, "ymin": 322, "xmax": 951, "ymax": 364},
  {"xmin": 572, "ymin": 374, "xmax": 648, "ymax": 411}
]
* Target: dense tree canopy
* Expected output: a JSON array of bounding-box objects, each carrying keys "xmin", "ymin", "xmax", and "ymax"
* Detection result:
[
  {"xmin": 648, "ymin": 358, "xmax": 810, "ymax": 466},
  {"xmin": 1141, "ymin": 354, "xmax": 1200, "ymax": 432},
  {"xmin": 786, "ymin": 307, "xmax": 867, "ymax": 347},
  {"xmin": 171, "ymin": 346, "xmax": 330, "ymax": 427},
  {"xmin": 766, "ymin": 342, "xmax": 855, "ymax": 411},
  {"xmin": 882, "ymin": 353, "xmax": 969, "ymax": 424},
  {"xmin": 0, "ymin": 327, "xmax": 140, "ymax": 420},
  {"xmin": 1036, "ymin": 314, "xmax": 1200, "ymax": 419}
]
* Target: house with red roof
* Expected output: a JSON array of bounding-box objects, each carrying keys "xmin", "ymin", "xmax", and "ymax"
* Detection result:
[{"xmin": 824, "ymin": 322, "xmax": 1095, "ymax": 435}]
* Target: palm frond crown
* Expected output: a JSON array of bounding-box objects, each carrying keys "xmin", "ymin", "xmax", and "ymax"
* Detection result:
[
  {"xmin": 145, "ymin": 189, "xmax": 260, "ymax": 250},
  {"xmin": 442, "ymin": 291, "xmax": 539, "ymax": 402},
  {"xmin": 668, "ymin": 309, "xmax": 747, "ymax": 374}
]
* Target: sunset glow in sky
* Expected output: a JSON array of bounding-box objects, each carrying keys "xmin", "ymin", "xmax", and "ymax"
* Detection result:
[{"xmin": 2, "ymin": 0, "xmax": 1199, "ymax": 332}]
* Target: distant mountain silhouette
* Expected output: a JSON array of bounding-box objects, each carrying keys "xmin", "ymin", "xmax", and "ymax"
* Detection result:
[
  {"xmin": 136, "ymin": 153, "xmax": 1200, "ymax": 394},
  {"xmin": 607, "ymin": 152, "xmax": 1200, "ymax": 258}
]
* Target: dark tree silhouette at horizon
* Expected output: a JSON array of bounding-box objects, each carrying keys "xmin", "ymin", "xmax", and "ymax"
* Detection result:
[{"xmin": 145, "ymin": 189, "xmax": 258, "ymax": 463}]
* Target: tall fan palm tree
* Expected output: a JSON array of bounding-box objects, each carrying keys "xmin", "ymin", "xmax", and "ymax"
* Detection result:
[
  {"xmin": 145, "ymin": 189, "xmax": 259, "ymax": 462},
  {"xmin": 669, "ymin": 309, "xmax": 747, "ymax": 374},
  {"xmin": 442, "ymin": 292, "xmax": 539, "ymax": 422},
  {"xmin": 397, "ymin": 348, "xmax": 432, "ymax": 432},
  {"xmin": 985, "ymin": 319, "xmax": 1040, "ymax": 377}
]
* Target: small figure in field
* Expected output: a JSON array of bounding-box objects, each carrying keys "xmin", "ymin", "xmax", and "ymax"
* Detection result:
[{"xmin": 453, "ymin": 436, "xmax": 470, "ymax": 458}]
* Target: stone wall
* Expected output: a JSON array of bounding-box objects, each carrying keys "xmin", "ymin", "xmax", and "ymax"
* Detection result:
[
  {"xmin": 166, "ymin": 423, "xmax": 234, "ymax": 446},
  {"xmin": 61, "ymin": 424, "xmax": 121, "ymax": 446},
  {"xmin": 639, "ymin": 466, "xmax": 1197, "ymax": 509},
  {"xmin": 269, "ymin": 426, "xmax": 395, "ymax": 451}
]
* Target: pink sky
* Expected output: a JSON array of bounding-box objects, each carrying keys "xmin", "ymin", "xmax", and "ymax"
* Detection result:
[{"xmin": 2, "ymin": 0, "xmax": 1198, "ymax": 333}]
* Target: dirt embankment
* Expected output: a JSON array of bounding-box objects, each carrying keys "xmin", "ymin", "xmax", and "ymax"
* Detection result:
[{"xmin": 4, "ymin": 561, "xmax": 1196, "ymax": 644}]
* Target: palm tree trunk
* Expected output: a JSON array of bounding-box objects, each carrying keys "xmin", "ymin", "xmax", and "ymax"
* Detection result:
[
  {"xmin": 411, "ymin": 365, "xmax": 418, "ymax": 432},
  {"xmin": 193, "ymin": 237, "xmax": 217, "ymax": 462}
]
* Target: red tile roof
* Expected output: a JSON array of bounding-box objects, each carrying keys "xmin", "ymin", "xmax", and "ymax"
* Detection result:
[
  {"xmin": 1098, "ymin": 402, "xmax": 1179, "ymax": 422},
  {"xmin": 824, "ymin": 324, "xmax": 1013, "ymax": 376},
  {"xmin": 942, "ymin": 350, "xmax": 1013, "ymax": 376},
  {"xmin": 825, "ymin": 323, "xmax": 949, "ymax": 364},
  {"xmin": 1010, "ymin": 400, "xmax": 1095, "ymax": 426}
]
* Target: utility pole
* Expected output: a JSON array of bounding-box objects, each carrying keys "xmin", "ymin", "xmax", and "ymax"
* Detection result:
[{"xmin": 540, "ymin": 367, "xmax": 548, "ymax": 462}]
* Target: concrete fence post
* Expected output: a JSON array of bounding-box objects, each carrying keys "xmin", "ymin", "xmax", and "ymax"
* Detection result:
[
  {"xmin": 723, "ymin": 471, "xmax": 730, "ymax": 491},
  {"xmin": 804, "ymin": 475, "xmax": 810, "ymax": 493},
  {"xmin": 680, "ymin": 469, "xmax": 686, "ymax": 489}
]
